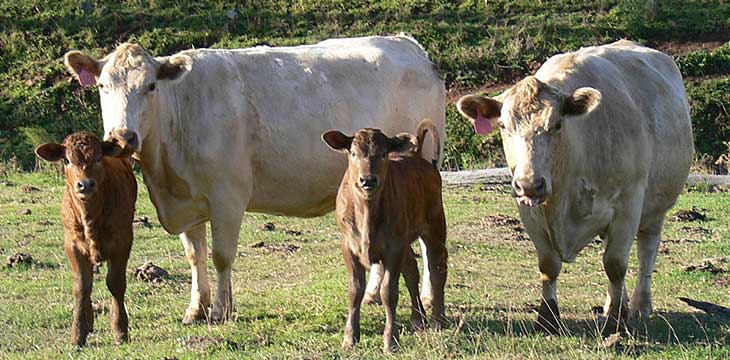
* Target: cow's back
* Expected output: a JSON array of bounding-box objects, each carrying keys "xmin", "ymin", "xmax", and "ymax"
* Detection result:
[{"xmin": 150, "ymin": 35, "xmax": 444, "ymax": 227}]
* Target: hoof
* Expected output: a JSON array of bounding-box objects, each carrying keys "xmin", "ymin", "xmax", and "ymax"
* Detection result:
[
  {"xmin": 114, "ymin": 333, "xmax": 129, "ymax": 345},
  {"xmin": 342, "ymin": 337, "xmax": 356, "ymax": 351},
  {"xmin": 411, "ymin": 314, "xmax": 427, "ymax": 331},
  {"xmin": 182, "ymin": 307, "xmax": 208, "ymax": 325},
  {"xmin": 209, "ymin": 306, "xmax": 233, "ymax": 324},
  {"xmin": 535, "ymin": 299, "xmax": 562, "ymax": 335},
  {"xmin": 362, "ymin": 292, "xmax": 382, "ymax": 306}
]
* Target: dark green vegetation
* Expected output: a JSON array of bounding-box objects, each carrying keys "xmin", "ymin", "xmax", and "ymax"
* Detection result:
[
  {"xmin": 1, "ymin": 172, "xmax": 729, "ymax": 358},
  {"xmin": 1, "ymin": 1, "xmax": 730, "ymax": 170}
]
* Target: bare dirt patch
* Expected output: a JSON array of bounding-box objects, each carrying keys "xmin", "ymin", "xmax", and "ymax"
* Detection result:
[
  {"xmin": 679, "ymin": 226, "xmax": 712, "ymax": 237},
  {"xmin": 6, "ymin": 253, "xmax": 33, "ymax": 268},
  {"xmin": 250, "ymin": 241, "xmax": 300, "ymax": 255},
  {"xmin": 135, "ymin": 262, "xmax": 169, "ymax": 283},
  {"xmin": 671, "ymin": 207, "xmax": 707, "ymax": 222},
  {"xmin": 20, "ymin": 185, "xmax": 40, "ymax": 193},
  {"xmin": 650, "ymin": 39, "xmax": 728, "ymax": 56},
  {"xmin": 683, "ymin": 258, "xmax": 728, "ymax": 274}
]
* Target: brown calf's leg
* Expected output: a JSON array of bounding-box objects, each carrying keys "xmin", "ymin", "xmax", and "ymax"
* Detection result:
[
  {"xmin": 67, "ymin": 246, "xmax": 94, "ymax": 346},
  {"xmin": 380, "ymin": 248, "xmax": 404, "ymax": 353},
  {"xmin": 107, "ymin": 256, "xmax": 130, "ymax": 344},
  {"xmin": 401, "ymin": 247, "xmax": 426, "ymax": 330},
  {"xmin": 342, "ymin": 248, "xmax": 366, "ymax": 350}
]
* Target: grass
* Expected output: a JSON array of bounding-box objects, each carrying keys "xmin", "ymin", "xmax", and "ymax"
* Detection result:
[
  {"xmin": 1, "ymin": 170, "xmax": 729, "ymax": 359},
  {"xmin": 2, "ymin": 1, "xmax": 730, "ymax": 170}
]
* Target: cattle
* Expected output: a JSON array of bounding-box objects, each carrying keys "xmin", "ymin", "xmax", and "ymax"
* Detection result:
[
  {"xmin": 63, "ymin": 35, "xmax": 445, "ymax": 324},
  {"xmin": 323, "ymin": 119, "xmax": 448, "ymax": 352},
  {"xmin": 35, "ymin": 132, "xmax": 137, "ymax": 346},
  {"xmin": 456, "ymin": 40, "xmax": 693, "ymax": 333}
]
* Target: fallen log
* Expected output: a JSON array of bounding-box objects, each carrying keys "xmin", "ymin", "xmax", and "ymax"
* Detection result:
[
  {"xmin": 440, "ymin": 168, "xmax": 730, "ymax": 187},
  {"xmin": 679, "ymin": 297, "xmax": 730, "ymax": 317}
]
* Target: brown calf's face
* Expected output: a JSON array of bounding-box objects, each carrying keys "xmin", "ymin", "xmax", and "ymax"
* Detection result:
[
  {"xmin": 35, "ymin": 132, "xmax": 127, "ymax": 201},
  {"xmin": 323, "ymin": 128, "xmax": 415, "ymax": 199},
  {"xmin": 457, "ymin": 76, "xmax": 601, "ymax": 207}
]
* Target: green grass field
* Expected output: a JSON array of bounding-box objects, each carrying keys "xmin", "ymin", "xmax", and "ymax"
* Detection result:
[{"xmin": 1, "ymin": 171, "xmax": 728, "ymax": 359}]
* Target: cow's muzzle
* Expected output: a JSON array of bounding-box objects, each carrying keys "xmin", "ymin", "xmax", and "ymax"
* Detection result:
[
  {"xmin": 512, "ymin": 176, "xmax": 548, "ymax": 207},
  {"xmin": 109, "ymin": 129, "xmax": 140, "ymax": 153}
]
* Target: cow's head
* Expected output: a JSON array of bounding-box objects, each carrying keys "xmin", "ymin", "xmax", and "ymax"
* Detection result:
[
  {"xmin": 64, "ymin": 44, "xmax": 193, "ymax": 153},
  {"xmin": 457, "ymin": 76, "xmax": 601, "ymax": 207},
  {"xmin": 322, "ymin": 128, "xmax": 415, "ymax": 199},
  {"xmin": 35, "ymin": 132, "xmax": 127, "ymax": 201}
]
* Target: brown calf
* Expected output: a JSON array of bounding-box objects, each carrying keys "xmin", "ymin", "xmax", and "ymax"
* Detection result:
[
  {"xmin": 36, "ymin": 132, "xmax": 137, "ymax": 346},
  {"xmin": 323, "ymin": 119, "xmax": 448, "ymax": 352}
]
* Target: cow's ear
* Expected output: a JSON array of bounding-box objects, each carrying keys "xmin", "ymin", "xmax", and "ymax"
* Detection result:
[
  {"xmin": 562, "ymin": 87, "xmax": 601, "ymax": 117},
  {"xmin": 157, "ymin": 54, "xmax": 193, "ymax": 83},
  {"xmin": 101, "ymin": 140, "xmax": 130, "ymax": 158},
  {"xmin": 456, "ymin": 94, "xmax": 502, "ymax": 135},
  {"xmin": 64, "ymin": 51, "xmax": 104, "ymax": 87},
  {"xmin": 388, "ymin": 133, "xmax": 417, "ymax": 153},
  {"xmin": 35, "ymin": 143, "xmax": 66, "ymax": 162},
  {"xmin": 322, "ymin": 130, "xmax": 353, "ymax": 153}
]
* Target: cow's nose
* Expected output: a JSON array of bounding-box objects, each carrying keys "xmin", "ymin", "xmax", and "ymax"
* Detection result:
[
  {"xmin": 110, "ymin": 129, "xmax": 139, "ymax": 151},
  {"xmin": 76, "ymin": 179, "xmax": 97, "ymax": 193},
  {"xmin": 359, "ymin": 175, "xmax": 379, "ymax": 191},
  {"xmin": 512, "ymin": 177, "xmax": 547, "ymax": 197}
]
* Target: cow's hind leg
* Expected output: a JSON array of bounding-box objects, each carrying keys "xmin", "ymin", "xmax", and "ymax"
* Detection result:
[
  {"xmin": 362, "ymin": 263, "xmax": 383, "ymax": 305},
  {"xmin": 107, "ymin": 256, "xmax": 129, "ymax": 344},
  {"xmin": 208, "ymin": 193, "xmax": 247, "ymax": 324},
  {"xmin": 418, "ymin": 238, "xmax": 433, "ymax": 309},
  {"xmin": 423, "ymin": 215, "xmax": 448, "ymax": 329},
  {"xmin": 630, "ymin": 213, "xmax": 665, "ymax": 321},
  {"xmin": 402, "ymin": 247, "xmax": 426, "ymax": 330},
  {"xmin": 180, "ymin": 223, "xmax": 211, "ymax": 324}
]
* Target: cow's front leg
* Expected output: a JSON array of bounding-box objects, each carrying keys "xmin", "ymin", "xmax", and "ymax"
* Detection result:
[
  {"xmin": 602, "ymin": 207, "xmax": 641, "ymax": 334},
  {"xmin": 208, "ymin": 193, "xmax": 246, "ymax": 324},
  {"xmin": 180, "ymin": 223, "xmax": 211, "ymax": 324}
]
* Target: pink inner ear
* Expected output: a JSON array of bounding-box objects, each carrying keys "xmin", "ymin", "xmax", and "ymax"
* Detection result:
[
  {"xmin": 78, "ymin": 68, "xmax": 97, "ymax": 87},
  {"xmin": 473, "ymin": 108, "xmax": 494, "ymax": 135}
]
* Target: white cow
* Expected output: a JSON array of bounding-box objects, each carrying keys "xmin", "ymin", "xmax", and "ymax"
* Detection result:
[
  {"xmin": 457, "ymin": 40, "xmax": 693, "ymax": 333},
  {"xmin": 64, "ymin": 35, "xmax": 445, "ymax": 323}
]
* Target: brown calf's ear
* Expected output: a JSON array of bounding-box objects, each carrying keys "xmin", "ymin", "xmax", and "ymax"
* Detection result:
[
  {"xmin": 562, "ymin": 87, "xmax": 602, "ymax": 117},
  {"xmin": 64, "ymin": 51, "xmax": 102, "ymax": 87},
  {"xmin": 35, "ymin": 143, "xmax": 66, "ymax": 162},
  {"xmin": 389, "ymin": 133, "xmax": 417, "ymax": 153},
  {"xmin": 157, "ymin": 54, "xmax": 193, "ymax": 83},
  {"xmin": 456, "ymin": 94, "xmax": 502, "ymax": 135},
  {"xmin": 322, "ymin": 130, "xmax": 353, "ymax": 153}
]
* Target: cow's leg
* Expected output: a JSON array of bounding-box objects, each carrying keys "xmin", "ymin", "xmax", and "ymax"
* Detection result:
[
  {"xmin": 630, "ymin": 214, "xmax": 664, "ymax": 320},
  {"xmin": 362, "ymin": 263, "xmax": 383, "ymax": 305},
  {"xmin": 106, "ymin": 256, "xmax": 129, "ymax": 344},
  {"xmin": 535, "ymin": 248, "xmax": 563, "ymax": 334},
  {"xmin": 342, "ymin": 247, "xmax": 366, "ymax": 350},
  {"xmin": 418, "ymin": 238, "xmax": 433, "ymax": 309},
  {"xmin": 423, "ymin": 217, "xmax": 448, "ymax": 329},
  {"xmin": 67, "ymin": 246, "xmax": 93, "ymax": 346},
  {"xmin": 208, "ymin": 193, "xmax": 247, "ymax": 323},
  {"xmin": 380, "ymin": 246, "xmax": 404, "ymax": 353},
  {"xmin": 602, "ymin": 207, "xmax": 641, "ymax": 334},
  {"xmin": 180, "ymin": 223, "xmax": 211, "ymax": 324},
  {"xmin": 401, "ymin": 247, "xmax": 426, "ymax": 330}
]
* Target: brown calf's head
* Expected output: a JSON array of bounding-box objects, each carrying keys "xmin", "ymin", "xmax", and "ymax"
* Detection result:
[
  {"xmin": 64, "ymin": 43, "xmax": 193, "ymax": 152},
  {"xmin": 457, "ymin": 76, "xmax": 601, "ymax": 207},
  {"xmin": 35, "ymin": 132, "xmax": 127, "ymax": 201},
  {"xmin": 323, "ymin": 128, "xmax": 416, "ymax": 199}
]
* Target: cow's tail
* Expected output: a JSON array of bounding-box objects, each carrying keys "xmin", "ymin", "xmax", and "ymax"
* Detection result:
[{"xmin": 415, "ymin": 119, "xmax": 441, "ymax": 169}]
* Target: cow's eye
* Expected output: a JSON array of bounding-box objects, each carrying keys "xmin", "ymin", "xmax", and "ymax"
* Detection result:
[
  {"xmin": 148, "ymin": 83, "xmax": 156, "ymax": 92},
  {"xmin": 553, "ymin": 122, "xmax": 562, "ymax": 131},
  {"xmin": 63, "ymin": 158, "xmax": 69, "ymax": 165},
  {"xmin": 382, "ymin": 152, "xmax": 387, "ymax": 159},
  {"xmin": 499, "ymin": 121, "xmax": 506, "ymax": 129}
]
